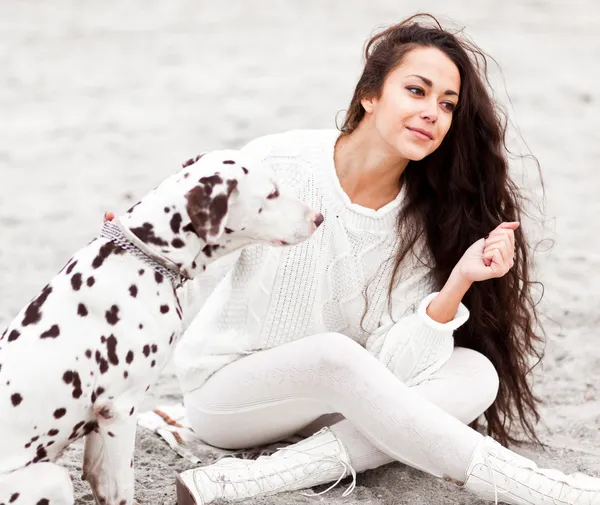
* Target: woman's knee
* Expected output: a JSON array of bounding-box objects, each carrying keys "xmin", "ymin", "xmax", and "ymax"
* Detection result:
[{"xmin": 453, "ymin": 347, "xmax": 500, "ymax": 412}]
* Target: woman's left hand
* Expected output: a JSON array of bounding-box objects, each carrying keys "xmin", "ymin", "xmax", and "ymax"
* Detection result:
[{"xmin": 454, "ymin": 221, "xmax": 520, "ymax": 283}]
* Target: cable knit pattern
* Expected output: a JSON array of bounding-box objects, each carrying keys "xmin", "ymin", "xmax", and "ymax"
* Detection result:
[{"xmin": 174, "ymin": 129, "xmax": 470, "ymax": 394}]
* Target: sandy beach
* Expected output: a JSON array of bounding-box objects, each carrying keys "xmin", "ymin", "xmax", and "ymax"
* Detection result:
[{"xmin": 1, "ymin": 1, "xmax": 599, "ymax": 503}]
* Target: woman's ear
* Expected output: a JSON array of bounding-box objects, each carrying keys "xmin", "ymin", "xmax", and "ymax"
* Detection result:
[
  {"xmin": 361, "ymin": 96, "xmax": 375, "ymax": 113},
  {"xmin": 185, "ymin": 177, "xmax": 238, "ymax": 244}
]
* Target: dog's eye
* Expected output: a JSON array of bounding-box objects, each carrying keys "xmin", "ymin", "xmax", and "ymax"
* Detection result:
[{"xmin": 266, "ymin": 188, "xmax": 280, "ymax": 200}]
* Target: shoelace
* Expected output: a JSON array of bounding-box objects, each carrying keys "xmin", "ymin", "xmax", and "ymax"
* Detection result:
[
  {"xmin": 483, "ymin": 443, "xmax": 600, "ymax": 505},
  {"xmin": 208, "ymin": 446, "xmax": 357, "ymax": 499}
]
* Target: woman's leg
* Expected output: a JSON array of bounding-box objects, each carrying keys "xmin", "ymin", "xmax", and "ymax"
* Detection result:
[
  {"xmin": 329, "ymin": 346, "xmax": 499, "ymax": 473},
  {"xmin": 185, "ymin": 332, "xmax": 484, "ymax": 480}
]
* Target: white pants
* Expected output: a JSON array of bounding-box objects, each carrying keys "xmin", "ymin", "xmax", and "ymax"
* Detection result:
[{"xmin": 184, "ymin": 333, "xmax": 499, "ymax": 481}]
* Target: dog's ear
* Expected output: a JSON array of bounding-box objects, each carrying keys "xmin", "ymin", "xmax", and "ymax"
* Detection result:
[{"xmin": 185, "ymin": 175, "xmax": 238, "ymax": 244}]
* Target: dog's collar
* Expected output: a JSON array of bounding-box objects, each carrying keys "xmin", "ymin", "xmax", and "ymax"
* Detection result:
[{"xmin": 100, "ymin": 219, "xmax": 189, "ymax": 289}]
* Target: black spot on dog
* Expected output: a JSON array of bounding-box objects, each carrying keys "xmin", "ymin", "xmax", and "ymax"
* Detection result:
[
  {"xmin": 171, "ymin": 238, "xmax": 185, "ymax": 248},
  {"xmin": 127, "ymin": 201, "xmax": 141, "ymax": 213},
  {"xmin": 130, "ymin": 223, "xmax": 168, "ymax": 247},
  {"xmin": 40, "ymin": 324, "xmax": 60, "ymax": 339},
  {"xmin": 202, "ymin": 244, "xmax": 221, "ymax": 258},
  {"xmin": 11, "ymin": 393, "xmax": 22, "ymax": 406},
  {"xmin": 151, "ymin": 360, "xmax": 156, "ymax": 367},
  {"xmin": 78, "ymin": 304, "xmax": 88, "ymax": 316},
  {"xmin": 69, "ymin": 421, "xmax": 85, "ymax": 440},
  {"xmin": 106, "ymin": 335, "xmax": 119, "ymax": 365},
  {"xmin": 7, "ymin": 329, "xmax": 20, "ymax": 342},
  {"xmin": 126, "ymin": 351, "xmax": 134, "ymax": 364},
  {"xmin": 32, "ymin": 444, "xmax": 48, "ymax": 463},
  {"xmin": 160, "ymin": 305, "xmax": 170, "ymax": 314},
  {"xmin": 54, "ymin": 408, "xmax": 66, "ymax": 419},
  {"xmin": 129, "ymin": 285, "xmax": 138, "ymax": 298},
  {"xmin": 241, "ymin": 166, "xmax": 249, "ymax": 174},
  {"xmin": 182, "ymin": 223, "xmax": 196, "ymax": 235},
  {"xmin": 182, "ymin": 153, "xmax": 205, "ymax": 168},
  {"xmin": 48, "ymin": 429, "xmax": 59, "ymax": 436},
  {"xmin": 151, "ymin": 344, "xmax": 158, "ymax": 353},
  {"xmin": 258, "ymin": 207, "xmax": 263, "ymax": 214},
  {"xmin": 63, "ymin": 371, "xmax": 83, "ymax": 399},
  {"xmin": 139, "ymin": 269, "xmax": 145, "ymax": 275},
  {"xmin": 223, "ymin": 160, "xmax": 235, "ymax": 165},
  {"xmin": 169, "ymin": 333, "xmax": 175, "ymax": 345},
  {"xmin": 224, "ymin": 227, "xmax": 234, "ymax": 234},
  {"xmin": 37, "ymin": 499, "xmax": 50, "ymax": 505},
  {"xmin": 71, "ymin": 273, "xmax": 83, "ymax": 291},
  {"xmin": 142, "ymin": 345, "xmax": 150, "ymax": 357},
  {"xmin": 22, "ymin": 284, "xmax": 52, "ymax": 326},
  {"xmin": 108, "ymin": 431, "xmax": 115, "ymax": 438},
  {"xmin": 9, "ymin": 492, "xmax": 19, "ymax": 503},
  {"xmin": 130, "ymin": 407, "xmax": 135, "ymax": 416},
  {"xmin": 66, "ymin": 260, "xmax": 78, "ymax": 275},
  {"xmin": 170, "ymin": 213, "xmax": 182, "ymax": 234},
  {"xmin": 95, "ymin": 350, "xmax": 109, "ymax": 374},
  {"xmin": 154, "ymin": 271, "xmax": 163, "ymax": 284},
  {"xmin": 199, "ymin": 174, "xmax": 224, "ymax": 187},
  {"xmin": 267, "ymin": 188, "xmax": 280, "ymax": 199},
  {"xmin": 92, "ymin": 242, "xmax": 124, "ymax": 269},
  {"xmin": 139, "ymin": 323, "xmax": 143, "ymax": 329},
  {"xmin": 85, "ymin": 349, "xmax": 92, "ymax": 358},
  {"xmin": 105, "ymin": 305, "xmax": 120, "ymax": 325},
  {"xmin": 164, "ymin": 206, "xmax": 170, "ymax": 213},
  {"xmin": 82, "ymin": 420, "xmax": 99, "ymax": 436},
  {"xmin": 87, "ymin": 276, "xmax": 95, "ymax": 287}
]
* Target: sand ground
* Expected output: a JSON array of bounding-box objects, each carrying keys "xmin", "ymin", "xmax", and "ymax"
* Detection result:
[{"xmin": 1, "ymin": 1, "xmax": 599, "ymax": 503}]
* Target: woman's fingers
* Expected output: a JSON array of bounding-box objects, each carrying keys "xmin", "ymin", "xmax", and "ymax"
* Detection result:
[
  {"xmin": 103, "ymin": 211, "xmax": 115, "ymax": 223},
  {"xmin": 487, "ymin": 228, "xmax": 515, "ymax": 250},
  {"xmin": 483, "ymin": 240, "xmax": 514, "ymax": 275}
]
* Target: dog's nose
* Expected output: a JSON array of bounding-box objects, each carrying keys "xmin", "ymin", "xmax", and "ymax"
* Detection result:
[{"xmin": 314, "ymin": 213, "xmax": 324, "ymax": 228}]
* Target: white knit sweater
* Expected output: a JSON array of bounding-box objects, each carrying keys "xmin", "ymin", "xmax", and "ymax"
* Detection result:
[{"xmin": 174, "ymin": 129, "xmax": 469, "ymax": 394}]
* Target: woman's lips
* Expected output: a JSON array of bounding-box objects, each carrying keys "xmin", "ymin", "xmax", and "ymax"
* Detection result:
[{"xmin": 407, "ymin": 127, "xmax": 433, "ymax": 140}]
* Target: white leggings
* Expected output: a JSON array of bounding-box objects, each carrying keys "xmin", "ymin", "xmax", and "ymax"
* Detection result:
[{"xmin": 183, "ymin": 333, "xmax": 499, "ymax": 481}]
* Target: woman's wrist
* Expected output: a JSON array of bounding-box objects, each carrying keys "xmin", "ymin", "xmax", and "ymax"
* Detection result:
[{"xmin": 425, "ymin": 269, "xmax": 472, "ymax": 324}]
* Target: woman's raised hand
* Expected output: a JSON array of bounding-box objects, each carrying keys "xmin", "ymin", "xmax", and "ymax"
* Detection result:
[{"xmin": 454, "ymin": 222, "xmax": 520, "ymax": 283}]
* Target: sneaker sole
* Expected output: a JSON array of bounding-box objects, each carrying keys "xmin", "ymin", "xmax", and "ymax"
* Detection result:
[{"xmin": 176, "ymin": 474, "xmax": 198, "ymax": 505}]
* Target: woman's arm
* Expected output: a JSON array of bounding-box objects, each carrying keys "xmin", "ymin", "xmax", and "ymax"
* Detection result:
[{"xmin": 426, "ymin": 221, "xmax": 519, "ymax": 323}]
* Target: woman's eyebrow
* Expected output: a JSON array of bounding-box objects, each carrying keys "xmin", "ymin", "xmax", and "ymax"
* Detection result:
[{"xmin": 407, "ymin": 74, "xmax": 459, "ymax": 97}]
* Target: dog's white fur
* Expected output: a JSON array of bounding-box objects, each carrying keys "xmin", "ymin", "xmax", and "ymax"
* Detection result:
[{"xmin": 0, "ymin": 150, "xmax": 322, "ymax": 505}]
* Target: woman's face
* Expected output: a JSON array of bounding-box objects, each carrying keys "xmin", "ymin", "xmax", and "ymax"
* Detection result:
[{"xmin": 362, "ymin": 46, "xmax": 461, "ymax": 161}]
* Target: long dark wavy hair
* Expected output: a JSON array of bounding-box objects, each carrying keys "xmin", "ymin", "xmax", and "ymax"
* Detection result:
[{"xmin": 340, "ymin": 14, "xmax": 545, "ymax": 446}]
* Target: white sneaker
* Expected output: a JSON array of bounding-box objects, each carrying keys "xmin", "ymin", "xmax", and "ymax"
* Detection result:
[
  {"xmin": 176, "ymin": 427, "xmax": 356, "ymax": 504},
  {"xmin": 464, "ymin": 437, "xmax": 600, "ymax": 504}
]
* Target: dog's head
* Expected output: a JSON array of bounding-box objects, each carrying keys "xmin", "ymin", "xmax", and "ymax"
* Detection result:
[
  {"xmin": 184, "ymin": 150, "xmax": 323, "ymax": 266},
  {"xmin": 120, "ymin": 150, "xmax": 323, "ymax": 278}
]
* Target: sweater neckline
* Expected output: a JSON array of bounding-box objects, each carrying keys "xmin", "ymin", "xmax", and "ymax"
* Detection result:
[{"xmin": 316, "ymin": 130, "xmax": 404, "ymax": 231}]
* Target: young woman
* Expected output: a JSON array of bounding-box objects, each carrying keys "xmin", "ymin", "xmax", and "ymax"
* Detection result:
[{"xmin": 108, "ymin": 14, "xmax": 600, "ymax": 505}]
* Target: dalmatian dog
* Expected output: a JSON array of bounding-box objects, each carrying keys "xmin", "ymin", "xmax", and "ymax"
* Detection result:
[{"xmin": 0, "ymin": 149, "xmax": 324, "ymax": 505}]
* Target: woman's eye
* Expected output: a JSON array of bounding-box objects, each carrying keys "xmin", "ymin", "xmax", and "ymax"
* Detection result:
[
  {"xmin": 441, "ymin": 102, "xmax": 457, "ymax": 112},
  {"xmin": 406, "ymin": 86, "xmax": 424, "ymax": 96}
]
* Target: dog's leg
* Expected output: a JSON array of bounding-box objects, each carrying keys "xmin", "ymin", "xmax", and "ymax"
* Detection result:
[
  {"xmin": 83, "ymin": 400, "xmax": 138, "ymax": 505},
  {"xmin": 0, "ymin": 462, "xmax": 74, "ymax": 504}
]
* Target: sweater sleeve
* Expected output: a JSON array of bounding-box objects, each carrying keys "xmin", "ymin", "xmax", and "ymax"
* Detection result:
[{"xmin": 364, "ymin": 248, "xmax": 470, "ymax": 385}]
